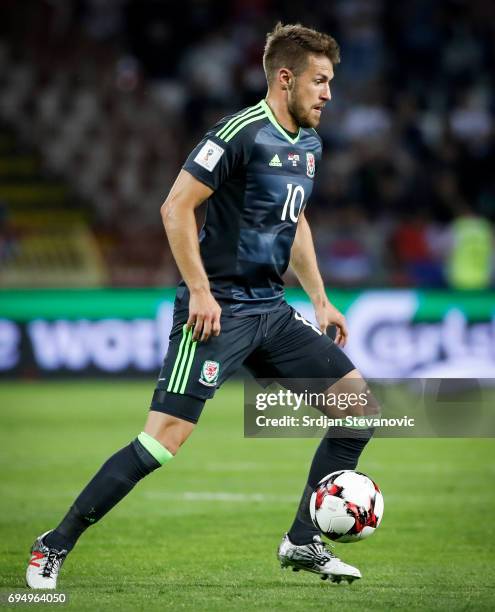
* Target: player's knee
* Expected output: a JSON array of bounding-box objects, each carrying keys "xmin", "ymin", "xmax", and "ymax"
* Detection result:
[
  {"xmin": 144, "ymin": 411, "xmax": 196, "ymax": 456},
  {"xmin": 364, "ymin": 392, "xmax": 381, "ymax": 417},
  {"xmin": 335, "ymin": 370, "xmax": 381, "ymax": 417},
  {"xmin": 153, "ymin": 427, "xmax": 188, "ymax": 456}
]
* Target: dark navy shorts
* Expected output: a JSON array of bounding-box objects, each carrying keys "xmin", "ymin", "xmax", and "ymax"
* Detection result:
[{"xmin": 150, "ymin": 301, "xmax": 355, "ymax": 423}]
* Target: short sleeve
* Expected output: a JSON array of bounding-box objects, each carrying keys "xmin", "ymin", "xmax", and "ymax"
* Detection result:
[{"xmin": 183, "ymin": 123, "xmax": 249, "ymax": 191}]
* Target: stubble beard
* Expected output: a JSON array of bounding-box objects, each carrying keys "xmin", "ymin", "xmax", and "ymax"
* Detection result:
[{"xmin": 288, "ymin": 89, "xmax": 318, "ymax": 129}]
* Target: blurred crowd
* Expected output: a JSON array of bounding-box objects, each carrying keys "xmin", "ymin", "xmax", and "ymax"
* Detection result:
[{"xmin": 0, "ymin": 0, "xmax": 494, "ymax": 288}]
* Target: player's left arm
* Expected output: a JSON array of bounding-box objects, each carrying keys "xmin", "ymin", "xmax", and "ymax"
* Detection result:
[{"xmin": 289, "ymin": 211, "xmax": 348, "ymax": 347}]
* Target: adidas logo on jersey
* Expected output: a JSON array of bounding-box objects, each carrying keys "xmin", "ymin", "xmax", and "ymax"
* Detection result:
[{"xmin": 269, "ymin": 154, "xmax": 282, "ymax": 167}]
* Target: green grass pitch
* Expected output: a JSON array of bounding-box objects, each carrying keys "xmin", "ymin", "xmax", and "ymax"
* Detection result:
[{"xmin": 1, "ymin": 381, "xmax": 494, "ymax": 611}]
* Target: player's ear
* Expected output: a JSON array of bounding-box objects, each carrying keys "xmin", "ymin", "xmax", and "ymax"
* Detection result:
[{"xmin": 279, "ymin": 68, "xmax": 292, "ymax": 91}]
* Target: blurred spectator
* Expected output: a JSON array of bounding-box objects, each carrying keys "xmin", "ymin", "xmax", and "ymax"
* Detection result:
[
  {"xmin": 0, "ymin": 0, "xmax": 493, "ymax": 288},
  {"xmin": 314, "ymin": 205, "xmax": 385, "ymax": 286},
  {"xmin": 0, "ymin": 200, "xmax": 18, "ymax": 265},
  {"xmin": 446, "ymin": 205, "xmax": 494, "ymax": 290},
  {"xmin": 391, "ymin": 211, "xmax": 444, "ymax": 287}
]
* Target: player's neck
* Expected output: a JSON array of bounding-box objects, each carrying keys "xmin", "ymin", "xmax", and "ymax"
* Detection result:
[{"xmin": 264, "ymin": 95, "xmax": 299, "ymax": 133}]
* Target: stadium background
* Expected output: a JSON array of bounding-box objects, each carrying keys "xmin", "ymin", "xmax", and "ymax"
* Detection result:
[{"xmin": 1, "ymin": 1, "xmax": 494, "ymax": 610}]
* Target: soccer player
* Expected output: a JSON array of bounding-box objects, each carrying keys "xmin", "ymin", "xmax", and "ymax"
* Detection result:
[{"xmin": 26, "ymin": 23, "xmax": 375, "ymax": 588}]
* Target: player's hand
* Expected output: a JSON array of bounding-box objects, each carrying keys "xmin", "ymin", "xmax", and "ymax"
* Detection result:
[
  {"xmin": 313, "ymin": 299, "xmax": 348, "ymax": 348},
  {"xmin": 187, "ymin": 289, "xmax": 222, "ymax": 342}
]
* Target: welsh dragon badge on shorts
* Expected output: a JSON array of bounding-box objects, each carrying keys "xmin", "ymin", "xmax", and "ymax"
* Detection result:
[{"xmin": 199, "ymin": 360, "xmax": 220, "ymax": 387}]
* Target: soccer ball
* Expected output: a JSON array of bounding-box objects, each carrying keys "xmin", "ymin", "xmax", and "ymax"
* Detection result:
[{"xmin": 310, "ymin": 470, "xmax": 384, "ymax": 543}]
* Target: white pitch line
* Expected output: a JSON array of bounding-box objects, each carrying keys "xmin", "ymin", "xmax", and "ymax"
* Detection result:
[
  {"xmin": 143, "ymin": 490, "xmax": 456, "ymax": 505},
  {"xmin": 144, "ymin": 491, "xmax": 300, "ymax": 503}
]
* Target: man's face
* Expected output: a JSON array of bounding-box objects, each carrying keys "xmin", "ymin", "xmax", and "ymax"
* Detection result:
[{"xmin": 287, "ymin": 54, "xmax": 333, "ymax": 129}]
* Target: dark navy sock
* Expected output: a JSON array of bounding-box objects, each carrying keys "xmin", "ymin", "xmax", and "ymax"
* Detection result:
[
  {"xmin": 44, "ymin": 438, "xmax": 161, "ymax": 551},
  {"xmin": 287, "ymin": 429, "xmax": 373, "ymax": 545}
]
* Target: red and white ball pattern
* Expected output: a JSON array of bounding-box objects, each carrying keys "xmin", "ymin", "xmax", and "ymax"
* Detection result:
[{"xmin": 310, "ymin": 470, "xmax": 384, "ymax": 543}]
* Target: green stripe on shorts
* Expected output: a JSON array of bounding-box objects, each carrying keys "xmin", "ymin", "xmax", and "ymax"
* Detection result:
[
  {"xmin": 179, "ymin": 337, "xmax": 198, "ymax": 394},
  {"xmin": 167, "ymin": 325, "xmax": 197, "ymax": 394},
  {"xmin": 167, "ymin": 325, "xmax": 188, "ymax": 392}
]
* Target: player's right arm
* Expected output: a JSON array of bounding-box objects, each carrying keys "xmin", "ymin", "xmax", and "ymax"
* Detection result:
[
  {"xmin": 165, "ymin": 108, "xmax": 252, "ymax": 340},
  {"xmin": 161, "ymin": 169, "xmax": 221, "ymax": 342}
]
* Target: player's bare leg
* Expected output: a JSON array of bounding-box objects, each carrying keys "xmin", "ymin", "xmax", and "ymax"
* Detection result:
[
  {"xmin": 26, "ymin": 412, "xmax": 194, "ymax": 589},
  {"xmin": 144, "ymin": 411, "xmax": 195, "ymax": 455}
]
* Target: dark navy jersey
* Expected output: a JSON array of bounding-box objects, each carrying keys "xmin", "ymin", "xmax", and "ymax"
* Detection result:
[{"xmin": 177, "ymin": 99, "xmax": 322, "ymax": 315}]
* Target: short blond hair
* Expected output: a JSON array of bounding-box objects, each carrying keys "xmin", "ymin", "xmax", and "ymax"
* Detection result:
[{"xmin": 263, "ymin": 22, "xmax": 340, "ymax": 84}]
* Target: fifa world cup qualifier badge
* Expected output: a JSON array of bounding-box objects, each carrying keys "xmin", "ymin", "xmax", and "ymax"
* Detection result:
[
  {"xmin": 306, "ymin": 152, "xmax": 315, "ymax": 178},
  {"xmin": 193, "ymin": 139, "xmax": 224, "ymax": 171},
  {"xmin": 199, "ymin": 360, "xmax": 220, "ymax": 387}
]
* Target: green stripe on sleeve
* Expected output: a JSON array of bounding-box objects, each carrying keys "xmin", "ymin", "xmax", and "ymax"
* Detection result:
[
  {"xmin": 216, "ymin": 102, "xmax": 262, "ymax": 139},
  {"xmin": 223, "ymin": 111, "xmax": 267, "ymax": 142},
  {"xmin": 138, "ymin": 432, "xmax": 174, "ymax": 464},
  {"xmin": 217, "ymin": 104, "xmax": 264, "ymax": 140}
]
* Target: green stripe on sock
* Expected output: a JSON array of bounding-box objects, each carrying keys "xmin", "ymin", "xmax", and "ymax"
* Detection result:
[
  {"xmin": 138, "ymin": 432, "xmax": 173, "ymax": 465},
  {"xmin": 167, "ymin": 325, "xmax": 188, "ymax": 392},
  {"xmin": 223, "ymin": 111, "xmax": 267, "ymax": 142},
  {"xmin": 216, "ymin": 102, "xmax": 262, "ymax": 139},
  {"xmin": 179, "ymin": 336, "xmax": 198, "ymax": 394}
]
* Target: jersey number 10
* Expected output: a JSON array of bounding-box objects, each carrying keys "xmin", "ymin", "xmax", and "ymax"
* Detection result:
[{"xmin": 281, "ymin": 183, "xmax": 305, "ymax": 223}]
